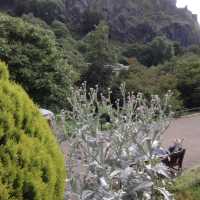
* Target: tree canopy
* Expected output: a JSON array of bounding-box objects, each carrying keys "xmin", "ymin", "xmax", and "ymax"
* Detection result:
[
  {"xmin": 5, "ymin": 0, "xmax": 65, "ymax": 23},
  {"xmin": 123, "ymin": 36, "xmax": 175, "ymax": 67},
  {"xmin": 81, "ymin": 21, "xmax": 116, "ymax": 90},
  {"xmin": 162, "ymin": 53, "xmax": 200, "ymax": 108},
  {"xmin": 0, "ymin": 13, "xmax": 75, "ymax": 111},
  {"xmin": 115, "ymin": 61, "xmax": 182, "ymax": 110}
]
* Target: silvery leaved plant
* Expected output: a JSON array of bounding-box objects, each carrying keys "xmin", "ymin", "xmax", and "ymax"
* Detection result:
[{"xmin": 59, "ymin": 83, "xmax": 174, "ymax": 200}]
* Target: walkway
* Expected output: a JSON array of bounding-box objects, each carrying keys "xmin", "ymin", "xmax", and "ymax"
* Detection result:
[{"xmin": 162, "ymin": 114, "xmax": 200, "ymax": 169}]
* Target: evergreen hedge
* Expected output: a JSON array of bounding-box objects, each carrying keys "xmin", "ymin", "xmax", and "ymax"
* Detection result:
[{"xmin": 0, "ymin": 61, "xmax": 66, "ymax": 200}]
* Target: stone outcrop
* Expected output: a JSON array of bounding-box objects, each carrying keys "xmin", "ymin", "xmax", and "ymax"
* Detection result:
[
  {"xmin": 64, "ymin": 0, "xmax": 200, "ymax": 46},
  {"xmin": 0, "ymin": 0, "xmax": 200, "ymax": 46}
]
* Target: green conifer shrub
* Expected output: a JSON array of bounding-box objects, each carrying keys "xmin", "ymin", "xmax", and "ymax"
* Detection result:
[
  {"xmin": 0, "ymin": 61, "xmax": 9, "ymax": 80},
  {"xmin": 0, "ymin": 61, "xmax": 66, "ymax": 200}
]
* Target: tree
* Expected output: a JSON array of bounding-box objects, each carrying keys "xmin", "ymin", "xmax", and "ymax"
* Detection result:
[
  {"xmin": 51, "ymin": 20, "xmax": 70, "ymax": 39},
  {"xmin": 81, "ymin": 10, "xmax": 102, "ymax": 34},
  {"xmin": 162, "ymin": 54, "xmax": 200, "ymax": 108},
  {"xmin": 0, "ymin": 61, "xmax": 66, "ymax": 200},
  {"xmin": 0, "ymin": 13, "xmax": 75, "ymax": 111},
  {"xmin": 123, "ymin": 36, "xmax": 175, "ymax": 67},
  {"xmin": 116, "ymin": 62, "xmax": 182, "ymax": 110},
  {"xmin": 13, "ymin": 0, "xmax": 65, "ymax": 23},
  {"xmin": 81, "ymin": 21, "xmax": 116, "ymax": 90},
  {"xmin": 149, "ymin": 36, "xmax": 175, "ymax": 66},
  {"xmin": 51, "ymin": 20, "xmax": 88, "ymax": 76}
]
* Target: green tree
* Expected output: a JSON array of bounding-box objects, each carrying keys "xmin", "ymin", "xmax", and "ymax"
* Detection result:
[
  {"xmin": 51, "ymin": 20, "xmax": 88, "ymax": 76},
  {"xmin": 51, "ymin": 20, "xmax": 70, "ymax": 39},
  {"xmin": 116, "ymin": 62, "xmax": 182, "ymax": 110},
  {"xmin": 13, "ymin": 0, "xmax": 65, "ymax": 23},
  {"xmin": 0, "ymin": 13, "xmax": 75, "ymax": 111},
  {"xmin": 162, "ymin": 53, "xmax": 200, "ymax": 108},
  {"xmin": 81, "ymin": 10, "xmax": 102, "ymax": 34},
  {"xmin": 149, "ymin": 36, "xmax": 175, "ymax": 65},
  {"xmin": 123, "ymin": 36, "xmax": 175, "ymax": 67},
  {"xmin": 0, "ymin": 61, "xmax": 66, "ymax": 200},
  {"xmin": 81, "ymin": 21, "xmax": 116, "ymax": 89}
]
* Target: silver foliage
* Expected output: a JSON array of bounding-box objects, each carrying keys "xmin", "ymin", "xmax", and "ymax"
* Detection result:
[{"xmin": 61, "ymin": 83, "xmax": 174, "ymax": 200}]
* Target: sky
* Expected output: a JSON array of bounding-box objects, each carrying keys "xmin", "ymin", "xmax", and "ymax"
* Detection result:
[{"xmin": 177, "ymin": 0, "xmax": 200, "ymax": 23}]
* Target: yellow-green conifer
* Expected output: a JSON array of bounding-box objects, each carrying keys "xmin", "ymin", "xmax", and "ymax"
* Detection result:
[{"xmin": 0, "ymin": 61, "xmax": 66, "ymax": 200}]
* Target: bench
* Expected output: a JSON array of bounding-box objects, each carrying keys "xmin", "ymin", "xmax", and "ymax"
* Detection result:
[{"xmin": 162, "ymin": 149, "xmax": 186, "ymax": 171}]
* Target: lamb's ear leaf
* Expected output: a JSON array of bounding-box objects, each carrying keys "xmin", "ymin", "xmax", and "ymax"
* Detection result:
[
  {"xmin": 142, "ymin": 137, "xmax": 152, "ymax": 155},
  {"xmin": 81, "ymin": 190, "xmax": 94, "ymax": 200},
  {"xmin": 152, "ymin": 163, "xmax": 171, "ymax": 178},
  {"xmin": 133, "ymin": 181, "xmax": 154, "ymax": 192},
  {"xmin": 155, "ymin": 187, "xmax": 174, "ymax": 200}
]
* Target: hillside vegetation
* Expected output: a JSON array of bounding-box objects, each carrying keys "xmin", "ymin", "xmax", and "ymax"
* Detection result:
[
  {"xmin": 0, "ymin": 0, "xmax": 200, "ymax": 111},
  {"xmin": 65, "ymin": 0, "xmax": 200, "ymax": 46},
  {"xmin": 0, "ymin": 13, "xmax": 77, "ymax": 111},
  {"xmin": 1, "ymin": 0, "xmax": 200, "ymax": 46}
]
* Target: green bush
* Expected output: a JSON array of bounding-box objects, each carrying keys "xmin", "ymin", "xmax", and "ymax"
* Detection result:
[
  {"xmin": 0, "ymin": 61, "xmax": 9, "ymax": 80},
  {"xmin": 0, "ymin": 61, "xmax": 66, "ymax": 200}
]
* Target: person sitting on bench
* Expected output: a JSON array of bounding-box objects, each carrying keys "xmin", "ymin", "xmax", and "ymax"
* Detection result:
[
  {"xmin": 168, "ymin": 138, "xmax": 184, "ymax": 153},
  {"xmin": 162, "ymin": 138, "xmax": 185, "ymax": 171}
]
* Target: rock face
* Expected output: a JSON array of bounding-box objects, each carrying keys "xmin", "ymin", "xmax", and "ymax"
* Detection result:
[
  {"xmin": 0, "ymin": 0, "xmax": 199, "ymax": 46},
  {"xmin": 65, "ymin": 0, "xmax": 200, "ymax": 46},
  {"xmin": 0, "ymin": 0, "xmax": 15, "ymax": 12}
]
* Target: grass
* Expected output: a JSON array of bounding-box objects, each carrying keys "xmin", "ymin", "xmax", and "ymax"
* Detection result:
[{"xmin": 170, "ymin": 166, "xmax": 200, "ymax": 200}]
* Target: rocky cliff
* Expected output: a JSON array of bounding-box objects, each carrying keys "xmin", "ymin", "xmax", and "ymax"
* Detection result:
[
  {"xmin": 65, "ymin": 0, "xmax": 200, "ymax": 46},
  {"xmin": 0, "ymin": 0, "xmax": 200, "ymax": 46}
]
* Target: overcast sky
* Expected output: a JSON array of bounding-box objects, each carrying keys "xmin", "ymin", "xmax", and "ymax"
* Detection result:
[{"xmin": 177, "ymin": 0, "xmax": 200, "ymax": 23}]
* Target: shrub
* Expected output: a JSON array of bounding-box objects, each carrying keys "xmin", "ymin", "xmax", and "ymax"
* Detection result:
[
  {"xmin": 0, "ymin": 61, "xmax": 66, "ymax": 200},
  {"xmin": 0, "ymin": 60, "xmax": 9, "ymax": 80},
  {"xmin": 64, "ymin": 83, "xmax": 174, "ymax": 199}
]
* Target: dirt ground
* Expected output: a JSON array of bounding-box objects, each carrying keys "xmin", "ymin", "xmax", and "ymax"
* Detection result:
[{"xmin": 162, "ymin": 114, "xmax": 200, "ymax": 169}]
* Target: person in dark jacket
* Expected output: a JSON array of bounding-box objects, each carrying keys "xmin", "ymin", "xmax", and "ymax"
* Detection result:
[{"xmin": 168, "ymin": 138, "xmax": 184, "ymax": 153}]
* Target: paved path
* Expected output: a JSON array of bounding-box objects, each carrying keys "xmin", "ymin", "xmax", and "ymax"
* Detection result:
[{"xmin": 162, "ymin": 114, "xmax": 200, "ymax": 169}]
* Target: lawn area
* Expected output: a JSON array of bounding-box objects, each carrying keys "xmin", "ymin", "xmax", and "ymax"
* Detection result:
[{"xmin": 171, "ymin": 166, "xmax": 200, "ymax": 200}]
